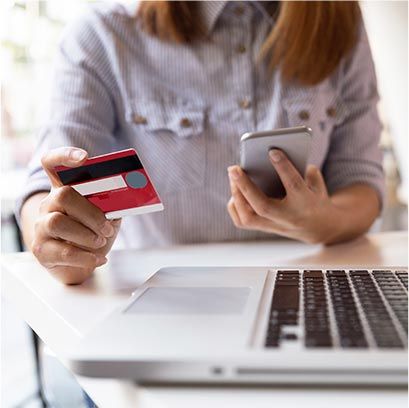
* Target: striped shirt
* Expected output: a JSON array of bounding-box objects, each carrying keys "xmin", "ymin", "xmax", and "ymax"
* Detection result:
[{"xmin": 17, "ymin": 1, "xmax": 384, "ymax": 249}]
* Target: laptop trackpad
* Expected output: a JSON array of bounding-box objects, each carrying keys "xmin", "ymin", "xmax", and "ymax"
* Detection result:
[{"xmin": 125, "ymin": 287, "xmax": 250, "ymax": 315}]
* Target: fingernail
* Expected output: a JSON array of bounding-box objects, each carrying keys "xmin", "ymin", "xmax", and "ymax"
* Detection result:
[
  {"xmin": 228, "ymin": 167, "xmax": 240, "ymax": 181},
  {"xmin": 269, "ymin": 149, "xmax": 281, "ymax": 163},
  {"xmin": 101, "ymin": 221, "xmax": 114, "ymax": 237},
  {"xmin": 96, "ymin": 255, "xmax": 108, "ymax": 266},
  {"xmin": 95, "ymin": 235, "xmax": 106, "ymax": 247},
  {"xmin": 111, "ymin": 218, "xmax": 122, "ymax": 226},
  {"xmin": 70, "ymin": 149, "xmax": 87, "ymax": 161}
]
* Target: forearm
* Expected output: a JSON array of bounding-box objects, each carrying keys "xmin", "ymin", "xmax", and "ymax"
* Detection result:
[
  {"xmin": 323, "ymin": 184, "xmax": 381, "ymax": 245},
  {"xmin": 20, "ymin": 192, "xmax": 49, "ymax": 249}
]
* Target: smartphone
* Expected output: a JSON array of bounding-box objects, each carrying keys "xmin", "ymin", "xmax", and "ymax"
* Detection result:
[{"xmin": 240, "ymin": 126, "xmax": 312, "ymax": 198}]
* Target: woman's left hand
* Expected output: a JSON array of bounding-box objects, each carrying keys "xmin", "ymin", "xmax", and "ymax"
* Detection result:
[{"xmin": 227, "ymin": 149, "xmax": 335, "ymax": 244}]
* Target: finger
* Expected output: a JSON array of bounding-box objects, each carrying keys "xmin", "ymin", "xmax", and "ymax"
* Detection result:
[
  {"xmin": 32, "ymin": 238, "xmax": 107, "ymax": 269},
  {"xmin": 47, "ymin": 265, "xmax": 96, "ymax": 285},
  {"xmin": 98, "ymin": 218, "xmax": 122, "ymax": 254},
  {"xmin": 228, "ymin": 174, "xmax": 254, "ymax": 214},
  {"xmin": 229, "ymin": 173, "xmax": 290, "ymax": 233},
  {"xmin": 232, "ymin": 193, "xmax": 259, "ymax": 229},
  {"xmin": 228, "ymin": 166, "xmax": 278, "ymax": 219},
  {"xmin": 230, "ymin": 181, "xmax": 256, "ymax": 226},
  {"xmin": 227, "ymin": 197, "xmax": 242, "ymax": 227},
  {"xmin": 230, "ymin": 188, "xmax": 283, "ymax": 233},
  {"xmin": 40, "ymin": 212, "xmax": 107, "ymax": 250},
  {"xmin": 268, "ymin": 149, "xmax": 307, "ymax": 195},
  {"xmin": 305, "ymin": 165, "xmax": 328, "ymax": 195},
  {"xmin": 41, "ymin": 147, "xmax": 88, "ymax": 187},
  {"xmin": 45, "ymin": 187, "xmax": 114, "ymax": 238},
  {"xmin": 230, "ymin": 177, "xmax": 268, "ymax": 229}
]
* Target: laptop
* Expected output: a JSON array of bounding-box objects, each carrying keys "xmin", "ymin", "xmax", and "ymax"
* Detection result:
[{"xmin": 68, "ymin": 267, "xmax": 408, "ymax": 385}]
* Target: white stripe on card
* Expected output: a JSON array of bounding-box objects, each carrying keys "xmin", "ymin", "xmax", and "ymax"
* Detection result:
[
  {"xmin": 72, "ymin": 175, "xmax": 127, "ymax": 196},
  {"xmin": 106, "ymin": 203, "xmax": 164, "ymax": 219}
]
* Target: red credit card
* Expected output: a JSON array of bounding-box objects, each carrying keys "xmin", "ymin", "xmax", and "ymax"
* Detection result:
[{"xmin": 54, "ymin": 149, "xmax": 163, "ymax": 219}]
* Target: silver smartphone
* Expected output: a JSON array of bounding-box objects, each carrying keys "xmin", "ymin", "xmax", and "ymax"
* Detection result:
[{"xmin": 240, "ymin": 126, "xmax": 312, "ymax": 198}]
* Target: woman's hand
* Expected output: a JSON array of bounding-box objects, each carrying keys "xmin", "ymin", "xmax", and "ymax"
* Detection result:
[
  {"xmin": 27, "ymin": 147, "xmax": 121, "ymax": 285},
  {"xmin": 227, "ymin": 149, "xmax": 360, "ymax": 244}
]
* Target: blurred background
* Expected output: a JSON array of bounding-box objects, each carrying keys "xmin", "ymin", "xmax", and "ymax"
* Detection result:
[{"xmin": 1, "ymin": 1, "xmax": 407, "ymax": 407}]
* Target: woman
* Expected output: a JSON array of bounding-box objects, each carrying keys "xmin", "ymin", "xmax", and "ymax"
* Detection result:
[{"xmin": 19, "ymin": 1, "xmax": 383, "ymax": 286}]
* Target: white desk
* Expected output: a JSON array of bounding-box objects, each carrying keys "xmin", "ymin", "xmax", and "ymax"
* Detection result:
[{"xmin": 1, "ymin": 231, "xmax": 408, "ymax": 408}]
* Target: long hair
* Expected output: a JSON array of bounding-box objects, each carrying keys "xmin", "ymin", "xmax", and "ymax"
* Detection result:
[{"xmin": 137, "ymin": 1, "xmax": 361, "ymax": 86}]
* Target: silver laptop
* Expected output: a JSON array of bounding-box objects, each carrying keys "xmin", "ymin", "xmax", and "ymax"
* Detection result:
[{"xmin": 68, "ymin": 267, "xmax": 408, "ymax": 385}]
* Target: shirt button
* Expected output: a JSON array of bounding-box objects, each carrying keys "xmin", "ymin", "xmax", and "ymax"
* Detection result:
[
  {"xmin": 133, "ymin": 114, "xmax": 147, "ymax": 125},
  {"xmin": 238, "ymin": 98, "xmax": 251, "ymax": 109},
  {"xmin": 180, "ymin": 117, "xmax": 192, "ymax": 128},
  {"xmin": 326, "ymin": 106, "xmax": 337, "ymax": 118},
  {"xmin": 234, "ymin": 4, "xmax": 245, "ymax": 16},
  {"xmin": 236, "ymin": 44, "xmax": 247, "ymax": 54},
  {"xmin": 298, "ymin": 110, "xmax": 310, "ymax": 120}
]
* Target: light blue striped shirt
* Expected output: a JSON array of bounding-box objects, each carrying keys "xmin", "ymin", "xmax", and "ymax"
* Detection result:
[{"xmin": 17, "ymin": 1, "xmax": 384, "ymax": 248}]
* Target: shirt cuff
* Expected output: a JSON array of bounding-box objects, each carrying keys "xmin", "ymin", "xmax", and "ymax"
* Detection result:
[
  {"xmin": 14, "ymin": 174, "xmax": 51, "ymax": 229},
  {"xmin": 324, "ymin": 162, "xmax": 385, "ymax": 212}
]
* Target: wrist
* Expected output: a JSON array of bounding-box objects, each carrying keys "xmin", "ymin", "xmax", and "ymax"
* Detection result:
[
  {"xmin": 21, "ymin": 192, "xmax": 49, "ymax": 249},
  {"xmin": 314, "ymin": 200, "xmax": 347, "ymax": 245},
  {"xmin": 319, "ymin": 199, "xmax": 360, "ymax": 245}
]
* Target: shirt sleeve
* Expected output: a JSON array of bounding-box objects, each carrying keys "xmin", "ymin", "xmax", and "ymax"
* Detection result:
[
  {"xmin": 15, "ymin": 12, "xmax": 118, "ymax": 223},
  {"xmin": 322, "ymin": 24, "xmax": 385, "ymax": 209}
]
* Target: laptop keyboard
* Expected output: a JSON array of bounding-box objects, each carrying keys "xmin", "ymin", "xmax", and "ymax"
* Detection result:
[{"xmin": 265, "ymin": 269, "xmax": 408, "ymax": 349}]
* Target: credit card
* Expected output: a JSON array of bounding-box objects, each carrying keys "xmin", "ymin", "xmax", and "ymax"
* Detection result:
[{"xmin": 54, "ymin": 149, "xmax": 163, "ymax": 219}]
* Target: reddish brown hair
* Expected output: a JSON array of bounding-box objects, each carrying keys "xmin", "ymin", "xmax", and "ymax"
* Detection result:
[{"xmin": 137, "ymin": 1, "xmax": 361, "ymax": 86}]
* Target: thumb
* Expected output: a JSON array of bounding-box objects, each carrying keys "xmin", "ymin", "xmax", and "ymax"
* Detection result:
[
  {"xmin": 98, "ymin": 218, "xmax": 122, "ymax": 255},
  {"xmin": 41, "ymin": 147, "xmax": 88, "ymax": 187},
  {"xmin": 305, "ymin": 165, "xmax": 328, "ymax": 195}
]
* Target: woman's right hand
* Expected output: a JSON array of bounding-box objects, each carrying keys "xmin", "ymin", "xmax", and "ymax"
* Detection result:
[{"xmin": 30, "ymin": 147, "xmax": 121, "ymax": 285}]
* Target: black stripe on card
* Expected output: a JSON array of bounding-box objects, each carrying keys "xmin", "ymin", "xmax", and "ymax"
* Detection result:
[{"xmin": 57, "ymin": 155, "xmax": 143, "ymax": 185}]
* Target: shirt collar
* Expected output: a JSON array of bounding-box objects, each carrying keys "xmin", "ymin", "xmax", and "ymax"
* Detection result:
[{"xmin": 198, "ymin": 1, "xmax": 227, "ymax": 34}]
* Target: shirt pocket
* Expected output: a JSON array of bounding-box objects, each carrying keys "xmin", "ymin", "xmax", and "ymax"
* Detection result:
[
  {"xmin": 126, "ymin": 98, "xmax": 206, "ymax": 195},
  {"xmin": 282, "ymin": 91, "xmax": 348, "ymax": 166}
]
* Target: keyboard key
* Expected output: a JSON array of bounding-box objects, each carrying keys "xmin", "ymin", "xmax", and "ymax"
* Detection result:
[
  {"xmin": 395, "ymin": 271, "xmax": 408, "ymax": 289},
  {"xmin": 272, "ymin": 287, "xmax": 299, "ymax": 311}
]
